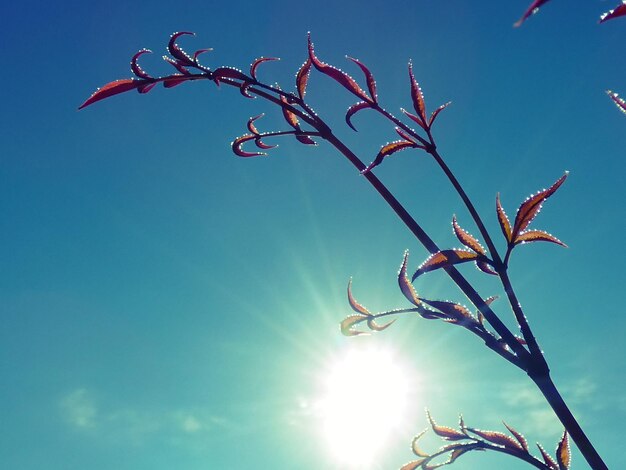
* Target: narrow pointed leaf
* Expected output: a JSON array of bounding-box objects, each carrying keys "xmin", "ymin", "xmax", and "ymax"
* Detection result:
[
  {"xmin": 280, "ymin": 94, "xmax": 299, "ymax": 130},
  {"xmin": 367, "ymin": 317, "xmax": 396, "ymax": 332},
  {"xmin": 193, "ymin": 48, "xmax": 213, "ymax": 62},
  {"xmin": 254, "ymin": 137, "xmax": 276, "ymax": 150},
  {"xmin": 308, "ymin": 35, "xmax": 372, "ymax": 102},
  {"xmin": 496, "ymin": 193, "xmax": 513, "ymax": 243},
  {"xmin": 247, "ymin": 114, "xmax": 264, "ymax": 135},
  {"xmin": 163, "ymin": 75, "xmax": 189, "ymax": 88},
  {"xmin": 79, "ymin": 79, "xmax": 143, "ymax": 109},
  {"xmin": 345, "ymin": 101, "xmax": 371, "ymax": 131},
  {"xmin": 402, "ymin": 108, "xmax": 427, "ymax": 131},
  {"xmin": 137, "ymin": 82, "xmax": 157, "ymax": 94},
  {"xmin": 427, "ymin": 411, "xmax": 467, "ymax": 441},
  {"xmin": 476, "ymin": 260, "xmax": 498, "ymax": 276},
  {"xmin": 503, "ymin": 422, "xmax": 528, "ymax": 452},
  {"xmin": 408, "ymin": 62, "xmax": 427, "ymax": 123},
  {"xmin": 412, "ymin": 429, "xmax": 430, "ymax": 457},
  {"xmin": 515, "ymin": 230, "xmax": 567, "ymax": 247},
  {"xmin": 362, "ymin": 140, "xmax": 416, "ymax": 173},
  {"xmin": 213, "ymin": 66, "xmax": 249, "ymax": 83},
  {"xmin": 423, "ymin": 300, "xmax": 473, "ymax": 324},
  {"xmin": 537, "ymin": 443, "xmax": 559, "ymax": 470},
  {"xmin": 240, "ymin": 81, "xmax": 254, "ymax": 99},
  {"xmin": 295, "ymin": 58, "xmax": 312, "ymax": 99},
  {"xmin": 340, "ymin": 314, "xmax": 368, "ymax": 336},
  {"xmin": 347, "ymin": 279, "xmax": 370, "ymax": 315},
  {"xmin": 556, "ymin": 431, "xmax": 570, "ymax": 470},
  {"xmin": 162, "ymin": 55, "xmax": 192, "ymax": 75},
  {"xmin": 401, "ymin": 459, "xmax": 426, "ymax": 470},
  {"xmin": 412, "ymin": 250, "xmax": 479, "ymax": 280},
  {"xmin": 131, "ymin": 49, "xmax": 153, "ymax": 79},
  {"xmin": 395, "ymin": 127, "xmax": 416, "ymax": 143},
  {"xmin": 250, "ymin": 57, "xmax": 279, "ymax": 80},
  {"xmin": 467, "ymin": 428, "xmax": 524, "ymax": 451},
  {"xmin": 512, "ymin": 173, "xmax": 568, "ymax": 239},
  {"xmin": 452, "ymin": 216, "xmax": 485, "ymax": 255},
  {"xmin": 607, "ymin": 90, "xmax": 626, "ymax": 115},
  {"xmin": 398, "ymin": 251, "xmax": 421, "ymax": 306},
  {"xmin": 428, "ymin": 102, "xmax": 451, "ymax": 127},
  {"xmin": 296, "ymin": 134, "xmax": 317, "ymax": 145},
  {"xmin": 168, "ymin": 31, "xmax": 195, "ymax": 65},
  {"xmin": 600, "ymin": 2, "xmax": 626, "ymax": 23},
  {"xmin": 449, "ymin": 444, "xmax": 480, "ymax": 464},
  {"xmin": 232, "ymin": 134, "xmax": 266, "ymax": 157},
  {"xmin": 514, "ymin": 0, "xmax": 552, "ymax": 27},
  {"xmin": 347, "ymin": 56, "xmax": 377, "ymax": 103}
]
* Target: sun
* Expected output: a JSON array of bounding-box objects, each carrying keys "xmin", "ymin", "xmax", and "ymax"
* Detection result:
[{"xmin": 317, "ymin": 345, "xmax": 413, "ymax": 467}]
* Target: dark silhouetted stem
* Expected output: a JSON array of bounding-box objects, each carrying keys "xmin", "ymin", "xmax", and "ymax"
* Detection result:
[{"xmin": 531, "ymin": 373, "xmax": 609, "ymax": 470}]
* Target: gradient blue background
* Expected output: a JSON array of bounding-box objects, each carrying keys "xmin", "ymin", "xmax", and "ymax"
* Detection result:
[{"xmin": 1, "ymin": 1, "xmax": 625, "ymax": 469}]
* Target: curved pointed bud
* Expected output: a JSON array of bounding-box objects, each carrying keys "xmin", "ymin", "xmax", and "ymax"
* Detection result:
[
  {"xmin": 411, "ymin": 429, "xmax": 430, "ymax": 457},
  {"xmin": 514, "ymin": 0, "xmax": 552, "ymax": 27},
  {"xmin": 347, "ymin": 279, "xmax": 371, "ymax": 315},
  {"xmin": 412, "ymin": 250, "xmax": 479, "ymax": 280},
  {"xmin": 512, "ymin": 172, "xmax": 568, "ymax": 239},
  {"xmin": 168, "ymin": 31, "xmax": 195, "ymax": 65},
  {"xmin": 240, "ymin": 81, "xmax": 255, "ymax": 99},
  {"xmin": 254, "ymin": 137, "xmax": 277, "ymax": 150},
  {"xmin": 232, "ymin": 134, "xmax": 266, "ymax": 157},
  {"xmin": 308, "ymin": 34, "xmax": 372, "ymax": 102},
  {"xmin": 408, "ymin": 62, "xmax": 427, "ymax": 123},
  {"xmin": 452, "ymin": 216, "xmax": 485, "ymax": 255},
  {"xmin": 537, "ymin": 443, "xmax": 559, "ymax": 470},
  {"xmin": 607, "ymin": 90, "xmax": 626, "ymax": 115},
  {"xmin": 367, "ymin": 317, "xmax": 396, "ymax": 332},
  {"xmin": 131, "ymin": 49, "xmax": 153, "ymax": 79},
  {"xmin": 193, "ymin": 48, "xmax": 213, "ymax": 63},
  {"xmin": 295, "ymin": 58, "xmax": 312, "ymax": 99},
  {"xmin": 398, "ymin": 251, "xmax": 421, "ymax": 306},
  {"xmin": 346, "ymin": 56, "xmax": 377, "ymax": 103},
  {"xmin": 250, "ymin": 57, "xmax": 279, "ymax": 80},
  {"xmin": 362, "ymin": 140, "xmax": 416, "ymax": 173},
  {"xmin": 345, "ymin": 101, "xmax": 371, "ymax": 131},
  {"xmin": 79, "ymin": 79, "xmax": 143, "ymax": 109},
  {"xmin": 600, "ymin": 2, "xmax": 626, "ymax": 23},
  {"xmin": 247, "ymin": 114, "xmax": 264, "ymax": 135},
  {"xmin": 476, "ymin": 259, "xmax": 498, "ymax": 275}
]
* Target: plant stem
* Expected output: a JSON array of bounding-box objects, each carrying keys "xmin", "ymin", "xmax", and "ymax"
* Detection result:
[{"xmin": 531, "ymin": 373, "xmax": 609, "ymax": 470}]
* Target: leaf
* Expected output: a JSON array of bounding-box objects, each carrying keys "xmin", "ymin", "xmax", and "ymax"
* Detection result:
[
  {"xmin": 398, "ymin": 251, "xmax": 421, "ymax": 306},
  {"xmin": 496, "ymin": 193, "xmax": 513, "ymax": 243},
  {"xmin": 131, "ymin": 49, "xmax": 153, "ymax": 79},
  {"xmin": 232, "ymin": 134, "xmax": 266, "ymax": 157},
  {"xmin": 503, "ymin": 422, "xmax": 528, "ymax": 452},
  {"xmin": 193, "ymin": 48, "xmax": 213, "ymax": 62},
  {"xmin": 168, "ymin": 31, "xmax": 195, "ymax": 65},
  {"xmin": 395, "ymin": 127, "xmax": 416, "ymax": 143},
  {"xmin": 448, "ymin": 444, "xmax": 481, "ymax": 464},
  {"xmin": 247, "ymin": 114, "xmax": 264, "ymax": 135},
  {"xmin": 402, "ymin": 108, "xmax": 427, "ymax": 131},
  {"xmin": 212, "ymin": 67, "xmax": 250, "ymax": 84},
  {"xmin": 607, "ymin": 90, "xmax": 626, "ymax": 115},
  {"xmin": 556, "ymin": 431, "xmax": 570, "ymax": 470},
  {"xmin": 362, "ymin": 140, "xmax": 416, "ymax": 173},
  {"xmin": 452, "ymin": 216, "xmax": 485, "ymax": 255},
  {"xmin": 467, "ymin": 428, "xmax": 524, "ymax": 451},
  {"xmin": 512, "ymin": 172, "xmax": 568, "ymax": 240},
  {"xmin": 347, "ymin": 279, "xmax": 371, "ymax": 315},
  {"xmin": 427, "ymin": 411, "xmax": 467, "ymax": 441},
  {"xmin": 476, "ymin": 260, "xmax": 498, "ymax": 276},
  {"xmin": 537, "ymin": 443, "xmax": 559, "ymax": 470},
  {"xmin": 162, "ymin": 55, "xmax": 192, "ymax": 75},
  {"xmin": 163, "ymin": 75, "xmax": 189, "ymax": 88},
  {"xmin": 79, "ymin": 79, "xmax": 143, "ymax": 109},
  {"xmin": 411, "ymin": 429, "xmax": 430, "ymax": 457},
  {"xmin": 345, "ymin": 101, "xmax": 371, "ymax": 131},
  {"xmin": 514, "ymin": 0, "xmax": 552, "ymax": 28},
  {"xmin": 240, "ymin": 81, "xmax": 254, "ymax": 99},
  {"xmin": 280, "ymin": 94, "xmax": 300, "ymax": 129},
  {"xmin": 295, "ymin": 58, "xmax": 312, "ymax": 99},
  {"xmin": 137, "ymin": 82, "xmax": 157, "ymax": 94},
  {"xmin": 408, "ymin": 62, "xmax": 427, "ymax": 124},
  {"xmin": 401, "ymin": 459, "xmax": 426, "ymax": 470},
  {"xmin": 412, "ymin": 250, "xmax": 479, "ymax": 281},
  {"xmin": 249, "ymin": 57, "xmax": 279, "ymax": 80},
  {"xmin": 423, "ymin": 300, "xmax": 472, "ymax": 324},
  {"xmin": 296, "ymin": 134, "xmax": 317, "ymax": 145},
  {"xmin": 599, "ymin": 1, "xmax": 626, "ymax": 23},
  {"xmin": 514, "ymin": 230, "xmax": 567, "ymax": 247},
  {"xmin": 367, "ymin": 317, "xmax": 396, "ymax": 332},
  {"xmin": 308, "ymin": 34, "xmax": 372, "ymax": 103},
  {"xmin": 428, "ymin": 102, "xmax": 451, "ymax": 128},
  {"xmin": 340, "ymin": 314, "xmax": 368, "ymax": 336},
  {"xmin": 347, "ymin": 56, "xmax": 377, "ymax": 103}
]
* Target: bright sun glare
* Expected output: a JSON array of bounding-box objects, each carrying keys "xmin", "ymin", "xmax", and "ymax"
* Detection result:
[{"xmin": 318, "ymin": 346, "xmax": 412, "ymax": 467}]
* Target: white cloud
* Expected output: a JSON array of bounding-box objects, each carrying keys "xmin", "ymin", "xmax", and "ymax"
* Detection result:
[{"xmin": 60, "ymin": 388, "xmax": 97, "ymax": 428}]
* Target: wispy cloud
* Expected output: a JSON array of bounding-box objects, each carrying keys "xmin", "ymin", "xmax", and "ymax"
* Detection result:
[{"xmin": 60, "ymin": 388, "xmax": 98, "ymax": 428}]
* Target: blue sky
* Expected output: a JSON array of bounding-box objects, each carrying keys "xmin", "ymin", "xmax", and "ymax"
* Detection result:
[{"xmin": 1, "ymin": 1, "xmax": 625, "ymax": 469}]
